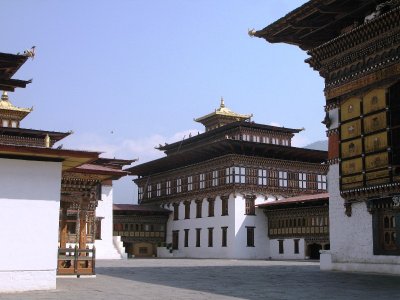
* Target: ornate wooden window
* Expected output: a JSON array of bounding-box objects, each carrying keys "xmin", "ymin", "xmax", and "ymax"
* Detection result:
[
  {"xmin": 176, "ymin": 178, "xmax": 182, "ymax": 193},
  {"xmin": 246, "ymin": 227, "xmax": 255, "ymax": 247},
  {"xmin": 221, "ymin": 196, "xmax": 229, "ymax": 216},
  {"xmin": 208, "ymin": 198, "xmax": 215, "ymax": 217},
  {"xmin": 372, "ymin": 196, "xmax": 400, "ymax": 255},
  {"xmin": 279, "ymin": 171, "xmax": 288, "ymax": 187},
  {"xmin": 212, "ymin": 170, "xmax": 219, "ymax": 187},
  {"xmin": 221, "ymin": 227, "xmax": 228, "ymax": 247},
  {"xmin": 166, "ymin": 181, "xmax": 171, "ymax": 195},
  {"xmin": 147, "ymin": 185, "xmax": 152, "ymax": 199},
  {"xmin": 208, "ymin": 227, "xmax": 213, "ymax": 247},
  {"xmin": 196, "ymin": 200, "xmax": 202, "ymax": 218},
  {"xmin": 184, "ymin": 201, "xmax": 191, "ymax": 219},
  {"xmin": 156, "ymin": 183, "xmax": 161, "ymax": 197},
  {"xmin": 196, "ymin": 228, "xmax": 201, "ymax": 247},
  {"xmin": 172, "ymin": 230, "xmax": 179, "ymax": 250},
  {"xmin": 226, "ymin": 166, "xmax": 246, "ymax": 184},
  {"xmin": 199, "ymin": 173, "xmax": 206, "ymax": 189},
  {"xmin": 262, "ymin": 136, "xmax": 269, "ymax": 144},
  {"xmin": 187, "ymin": 176, "xmax": 193, "ymax": 191},
  {"xmin": 253, "ymin": 135, "xmax": 260, "ymax": 143},
  {"xmin": 317, "ymin": 175, "xmax": 327, "ymax": 190},
  {"xmin": 258, "ymin": 169, "xmax": 268, "ymax": 186},
  {"xmin": 245, "ymin": 196, "xmax": 255, "ymax": 215},
  {"xmin": 299, "ymin": 173, "xmax": 307, "ymax": 189},
  {"xmin": 138, "ymin": 187, "xmax": 143, "ymax": 201},
  {"xmin": 184, "ymin": 229, "xmax": 189, "ymax": 247}
]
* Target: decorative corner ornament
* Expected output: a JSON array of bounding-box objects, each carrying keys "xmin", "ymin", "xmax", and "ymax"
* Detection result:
[
  {"xmin": 321, "ymin": 111, "xmax": 331, "ymax": 129},
  {"xmin": 248, "ymin": 28, "xmax": 256, "ymax": 37}
]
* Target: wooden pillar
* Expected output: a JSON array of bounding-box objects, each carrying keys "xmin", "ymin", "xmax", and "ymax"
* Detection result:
[
  {"xmin": 79, "ymin": 210, "xmax": 87, "ymax": 250},
  {"xmin": 59, "ymin": 208, "xmax": 68, "ymax": 248}
]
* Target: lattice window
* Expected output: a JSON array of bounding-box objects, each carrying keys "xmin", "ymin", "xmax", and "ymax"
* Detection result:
[
  {"xmin": 166, "ymin": 180, "xmax": 171, "ymax": 195},
  {"xmin": 147, "ymin": 185, "xmax": 152, "ymax": 199},
  {"xmin": 156, "ymin": 183, "xmax": 161, "ymax": 197},
  {"xmin": 199, "ymin": 173, "xmax": 206, "ymax": 189},
  {"xmin": 279, "ymin": 171, "xmax": 288, "ymax": 187},
  {"xmin": 258, "ymin": 169, "xmax": 268, "ymax": 186},
  {"xmin": 299, "ymin": 173, "xmax": 307, "ymax": 189},
  {"xmin": 187, "ymin": 176, "xmax": 193, "ymax": 191},
  {"xmin": 317, "ymin": 175, "xmax": 327, "ymax": 190},
  {"xmin": 212, "ymin": 170, "xmax": 219, "ymax": 187},
  {"xmin": 176, "ymin": 178, "xmax": 182, "ymax": 193}
]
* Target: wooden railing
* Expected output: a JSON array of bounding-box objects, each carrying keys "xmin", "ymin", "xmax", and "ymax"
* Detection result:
[{"xmin": 57, "ymin": 246, "xmax": 95, "ymax": 276}]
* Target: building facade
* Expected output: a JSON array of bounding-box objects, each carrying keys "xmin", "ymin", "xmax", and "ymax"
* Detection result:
[
  {"xmin": 260, "ymin": 193, "xmax": 329, "ymax": 260},
  {"xmin": 113, "ymin": 204, "xmax": 170, "ymax": 257},
  {"xmin": 128, "ymin": 100, "xmax": 328, "ymax": 259},
  {"xmin": 252, "ymin": 0, "xmax": 400, "ymax": 274}
]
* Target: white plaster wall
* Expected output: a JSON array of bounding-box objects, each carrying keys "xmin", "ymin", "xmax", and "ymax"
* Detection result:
[
  {"xmin": 95, "ymin": 184, "xmax": 122, "ymax": 259},
  {"xmin": 269, "ymin": 238, "xmax": 306, "ymax": 260},
  {"xmin": 232, "ymin": 194, "xmax": 269, "ymax": 259},
  {"xmin": 0, "ymin": 158, "xmax": 62, "ymax": 292},
  {"xmin": 323, "ymin": 164, "xmax": 400, "ymax": 274},
  {"xmin": 162, "ymin": 193, "xmax": 269, "ymax": 259}
]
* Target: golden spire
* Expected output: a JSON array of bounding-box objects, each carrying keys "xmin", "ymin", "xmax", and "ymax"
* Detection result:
[
  {"xmin": 220, "ymin": 97, "xmax": 225, "ymax": 108},
  {"xmin": 1, "ymin": 91, "xmax": 9, "ymax": 101}
]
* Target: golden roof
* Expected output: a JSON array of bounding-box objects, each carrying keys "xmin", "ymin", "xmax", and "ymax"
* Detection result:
[
  {"xmin": 194, "ymin": 98, "xmax": 252, "ymax": 122},
  {"xmin": 0, "ymin": 91, "xmax": 32, "ymax": 119}
]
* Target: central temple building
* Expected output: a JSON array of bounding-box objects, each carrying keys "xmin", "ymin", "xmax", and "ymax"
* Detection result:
[{"xmin": 128, "ymin": 100, "xmax": 328, "ymax": 259}]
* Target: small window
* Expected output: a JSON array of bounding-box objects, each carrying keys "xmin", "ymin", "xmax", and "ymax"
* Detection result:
[
  {"xmin": 221, "ymin": 227, "xmax": 228, "ymax": 247},
  {"xmin": 279, "ymin": 240, "xmax": 284, "ymax": 254},
  {"xmin": 294, "ymin": 239, "xmax": 299, "ymax": 254},
  {"xmin": 147, "ymin": 185, "xmax": 152, "ymax": 199},
  {"xmin": 184, "ymin": 229, "xmax": 189, "ymax": 247},
  {"xmin": 208, "ymin": 228, "xmax": 213, "ymax": 247},
  {"xmin": 172, "ymin": 230, "xmax": 179, "ymax": 250},
  {"xmin": 246, "ymin": 227, "xmax": 255, "ymax": 247},
  {"xmin": 176, "ymin": 178, "xmax": 182, "ymax": 193},
  {"xmin": 208, "ymin": 198, "xmax": 215, "ymax": 217},
  {"xmin": 196, "ymin": 228, "xmax": 201, "ymax": 247},
  {"xmin": 138, "ymin": 187, "xmax": 143, "ymax": 201},
  {"xmin": 196, "ymin": 200, "xmax": 202, "ymax": 218},
  {"xmin": 317, "ymin": 175, "xmax": 327, "ymax": 190},
  {"xmin": 221, "ymin": 197, "xmax": 229, "ymax": 216}
]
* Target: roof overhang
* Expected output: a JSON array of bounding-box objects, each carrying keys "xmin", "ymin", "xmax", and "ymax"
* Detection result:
[
  {"xmin": 0, "ymin": 144, "xmax": 100, "ymax": 171},
  {"xmin": 252, "ymin": 0, "xmax": 384, "ymax": 50}
]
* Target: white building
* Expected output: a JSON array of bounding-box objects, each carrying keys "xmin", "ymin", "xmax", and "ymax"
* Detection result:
[
  {"xmin": 129, "ymin": 101, "xmax": 328, "ymax": 259},
  {"xmin": 251, "ymin": 0, "xmax": 400, "ymax": 274}
]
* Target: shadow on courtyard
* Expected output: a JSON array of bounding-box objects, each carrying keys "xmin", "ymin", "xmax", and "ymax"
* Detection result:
[{"xmin": 95, "ymin": 261, "xmax": 400, "ymax": 300}]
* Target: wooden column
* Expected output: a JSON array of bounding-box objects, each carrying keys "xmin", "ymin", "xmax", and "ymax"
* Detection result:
[
  {"xmin": 59, "ymin": 208, "xmax": 68, "ymax": 248},
  {"xmin": 79, "ymin": 210, "xmax": 87, "ymax": 250}
]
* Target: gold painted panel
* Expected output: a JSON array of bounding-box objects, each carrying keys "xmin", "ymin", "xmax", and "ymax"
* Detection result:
[
  {"xmin": 341, "ymin": 120, "xmax": 361, "ymax": 140},
  {"xmin": 365, "ymin": 152, "xmax": 388, "ymax": 170},
  {"xmin": 341, "ymin": 158, "xmax": 363, "ymax": 175},
  {"xmin": 366, "ymin": 178, "xmax": 390, "ymax": 185},
  {"xmin": 341, "ymin": 174, "xmax": 364, "ymax": 185},
  {"xmin": 341, "ymin": 181, "xmax": 364, "ymax": 190},
  {"xmin": 364, "ymin": 132, "xmax": 388, "ymax": 153},
  {"xmin": 363, "ymin": 112, "xmax": 387, "ymax": 134},
  {"xmin": 363, "ymin": 88, "xmax": 386, "ymax": 114},
  {"xmin": 365, "ymin": 170, "xmax": 389, "ymax": 181},
  {"xmin": 341, "ymin": 139, "xmax": 362, "ymax": 158},
  {"xmin": 341, "ymin": 97, "xmax": 361, "ymax": 122}
]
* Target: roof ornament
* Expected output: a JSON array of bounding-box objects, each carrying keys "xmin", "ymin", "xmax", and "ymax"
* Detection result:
[
  {"xmin": 23, "ymin": 46, "xmax": 36, "ymax": 60},
  {"xmin": 248, "ymin": 28, "xmax": 256, "ymax": 37},
  {"xmin": 1, "ymin": 91, "xmax": 9, "ymax": 102},
  {"xmin": 220, "ymin": 97, "xmax": 225, "ymax": 108}
]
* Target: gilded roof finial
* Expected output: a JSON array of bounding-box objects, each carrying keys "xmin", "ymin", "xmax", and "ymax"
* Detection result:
[
  {"xmin": 220, "ymin": 97, "xmax": 225, "ymax": 108},
  {"xmin": 1, "ymin": 91, "xmax": 9, "ymax": 101}
]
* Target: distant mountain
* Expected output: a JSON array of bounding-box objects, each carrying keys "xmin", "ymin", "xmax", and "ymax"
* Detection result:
[{"xmin": 305, "ymin": 140, "xmax": 328, "ymax": 151}]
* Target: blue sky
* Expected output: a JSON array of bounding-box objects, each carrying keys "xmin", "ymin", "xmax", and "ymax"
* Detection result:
[{"xmin": 2, "ymin": 0, "xmax": 326, "ymax": 203}]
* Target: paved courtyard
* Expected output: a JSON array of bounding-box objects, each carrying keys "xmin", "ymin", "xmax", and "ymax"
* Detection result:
[{"xmin": 1, "ymin": 259, "xmax": 400, "ymax": 300}]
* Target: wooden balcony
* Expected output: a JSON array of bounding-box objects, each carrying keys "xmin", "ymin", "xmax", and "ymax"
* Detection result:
[{"xmin": 57, "ymin": 246, "xmax": 95, "ymax": 276}]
